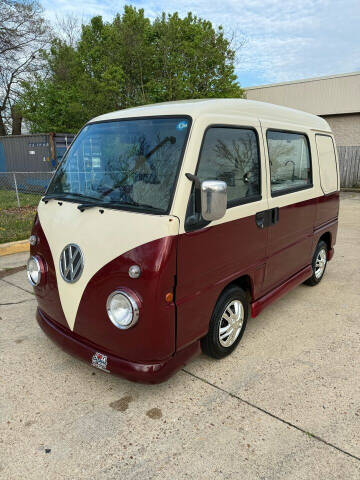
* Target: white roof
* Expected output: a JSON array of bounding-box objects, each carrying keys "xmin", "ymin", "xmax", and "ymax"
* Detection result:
[{"xmin": 90, "ymin": 98, "xmax": 331, "ymax": 131}]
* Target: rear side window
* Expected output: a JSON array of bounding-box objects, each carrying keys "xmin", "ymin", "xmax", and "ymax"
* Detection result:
[
  {"xmin": 315, "ymin": 135, "xmax": 338, "ymax": 193},
  {"xmin": 196, "ymin": 127, "xmax": 261, "ymax": 207},
  {"xmin": 267, "ymin": 130, "xmax": 312, "ymax": 196}
]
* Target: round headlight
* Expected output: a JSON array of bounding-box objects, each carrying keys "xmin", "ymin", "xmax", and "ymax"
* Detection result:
[
  {"xmin": 106, "ymin": 290, "xmax": 139, "ymax": 329},
  {"xmin": 27, "ymin": 256, "xmax": 42, "ymax": 286}
]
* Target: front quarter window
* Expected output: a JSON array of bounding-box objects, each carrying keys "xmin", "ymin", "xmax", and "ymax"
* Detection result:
[{"xmin": 47, "ymin": 117, "xmax": 191, "ymax": 213}]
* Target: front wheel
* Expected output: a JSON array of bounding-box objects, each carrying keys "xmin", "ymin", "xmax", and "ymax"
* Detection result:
[
  {"xmin": 304, "ymin": 240, "xmax": 328, "ymax": 286},
  {"xmin": 201, "ymin": 285, "xmax": 248, "ymax": 359}
]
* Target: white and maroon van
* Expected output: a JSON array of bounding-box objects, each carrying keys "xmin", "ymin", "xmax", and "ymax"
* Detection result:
[{"xmin": 27, "ymin": 99, "xmax": 339, "ymax": 383}]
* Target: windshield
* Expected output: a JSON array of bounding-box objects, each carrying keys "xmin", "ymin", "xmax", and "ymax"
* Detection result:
[{"xmin": 47, "ymin": 117, "xmax": 191, "ymax": 213}]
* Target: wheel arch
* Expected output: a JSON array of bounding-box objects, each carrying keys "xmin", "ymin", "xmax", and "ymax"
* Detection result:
[
  {"xmin": 318, "ymin": 231, "xmax": 332, "ymax": 250},
  {"xmin": 220, "ymin": 274, "xmax": 254, "ymax": 303}
]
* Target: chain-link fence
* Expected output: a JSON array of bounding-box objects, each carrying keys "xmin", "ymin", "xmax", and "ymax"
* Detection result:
[{"xmin": 0, "ymin": 171, "xmax": 54, "ymax": 208}]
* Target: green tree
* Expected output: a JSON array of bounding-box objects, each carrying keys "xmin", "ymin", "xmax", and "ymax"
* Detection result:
[
  {"xmin": 149, "ymin": 12, "xmax": 241, "ymax": 102},
  {"xmin": 20, "ymin": 6, "xmax": 244, "ymax": 132},
  {"xmin": 21, "ymin": 20, "xmax": 125, "ymax": 132},
  {"xmin": 112, "ymin": 6, "xmax": 153, "ymax": 108}
]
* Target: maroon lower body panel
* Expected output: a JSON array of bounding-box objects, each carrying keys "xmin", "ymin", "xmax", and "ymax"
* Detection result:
[{"xmin": 37, "ymin": 308, "xmax": 200, "ymax": 384}]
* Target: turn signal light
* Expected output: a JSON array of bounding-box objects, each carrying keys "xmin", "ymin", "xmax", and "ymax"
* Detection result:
[{"xmin": 165, "ymin": 292, "xmax": 173, "ymax": 303}]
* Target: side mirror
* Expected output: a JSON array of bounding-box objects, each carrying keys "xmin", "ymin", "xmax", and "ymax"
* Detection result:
[{"xmin": 201, "ymin": 180, "xmax": 227, "ymax": 221}]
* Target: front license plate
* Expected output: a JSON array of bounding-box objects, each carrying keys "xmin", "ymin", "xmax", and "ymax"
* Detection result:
[{"xmin": 91, "ymin": 352, "xmax": 110, "ymax": 373}]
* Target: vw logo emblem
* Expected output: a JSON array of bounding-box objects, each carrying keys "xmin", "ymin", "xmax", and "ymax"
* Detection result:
[{"xmin": 59, "ymin": 244, "xmax": 84, "ymax": 283}]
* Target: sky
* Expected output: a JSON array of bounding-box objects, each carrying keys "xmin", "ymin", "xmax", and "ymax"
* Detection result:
[{"xmin": 41, "ymin": 0, "xmax": 360, "ymax": 87}]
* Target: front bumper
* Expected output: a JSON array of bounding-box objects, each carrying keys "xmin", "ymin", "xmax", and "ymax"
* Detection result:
[{"xmin": 37, "ymin": 308, "xmax": 200, "ymax": 384}]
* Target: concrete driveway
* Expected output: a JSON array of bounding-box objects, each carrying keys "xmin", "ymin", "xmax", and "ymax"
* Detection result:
[{"xmin": 1, "ymin": 192, "xmax": 359, "ymax": 479}]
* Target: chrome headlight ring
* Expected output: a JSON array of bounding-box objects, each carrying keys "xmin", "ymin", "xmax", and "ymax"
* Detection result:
[
  {"xmin": 27, "ymin": 255, "xmax": 44, "ymax": 286},
  {"xmin": 106, "ymin": 290, "xmax": 140, "ymax": 330}
]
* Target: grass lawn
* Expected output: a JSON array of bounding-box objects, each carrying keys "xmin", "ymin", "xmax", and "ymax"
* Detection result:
[
  {"xmin": 0, "ymin": 190, "xmax": 40, "ymax": 244},
  {"xmin": 0, "ymin": 189, "xmax": 41, "ymax": 209}
]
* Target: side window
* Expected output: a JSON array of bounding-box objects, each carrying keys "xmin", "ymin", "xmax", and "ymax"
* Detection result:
[
  {"xmin": 316, "ymin": 134, "xmax": 338, "ymax": 193},
  {"xmin": 267, "ymin": 130, "xmax": 312, "ymax": 196},
  {"xmin": 197, "ymin": 127, "xmax": 261, "ymax": 206}
]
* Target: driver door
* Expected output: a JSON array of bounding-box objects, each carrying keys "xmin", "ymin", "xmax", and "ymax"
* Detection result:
[{"xmin": 175, "ymin": 117, "xmax": 269, "ymax": 350}]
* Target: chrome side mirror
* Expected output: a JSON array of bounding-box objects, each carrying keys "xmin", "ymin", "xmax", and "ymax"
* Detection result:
[{"xmin": 200, "ymin": 180, "xmax": 227, "ymax": 221}]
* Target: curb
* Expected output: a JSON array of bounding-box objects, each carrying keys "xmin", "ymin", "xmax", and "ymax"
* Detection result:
[{"xmin": 0, "ymin": 239, "xmax": 29, "ymax": 256}]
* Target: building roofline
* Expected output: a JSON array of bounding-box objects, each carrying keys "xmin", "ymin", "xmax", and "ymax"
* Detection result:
[
  {"xmin": 0, "ymin": 133, "xmax": 75, "ymax": 139},
  {"xmin": 321, "ymin": 111, "xmax": 360, "ymax": 116},
  {"xmin": 245, "ymin": 71, "xmax": 360, "ymax": 90}
]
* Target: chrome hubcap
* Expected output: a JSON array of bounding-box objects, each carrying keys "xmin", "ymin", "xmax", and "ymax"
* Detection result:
[
  {"xmin": 219, "ymin": 299, "xmax": 244, "ymax": 348},
  {"xmin": 315, "ymin": 248, "xmax": 327, "ymax": 279}
]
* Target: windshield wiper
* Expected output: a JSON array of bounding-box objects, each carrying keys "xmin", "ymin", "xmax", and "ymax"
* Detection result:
[
  {"xmin": 42, "ymin": 192, "xmax": 98, "ymax": 203},
  {"xmin": 42, "ymin": 193, "xmax": 66, "ymax": 202},
  {"xmin": 77, "ymin": 200, "xmax": 164, "ymax": 214}
]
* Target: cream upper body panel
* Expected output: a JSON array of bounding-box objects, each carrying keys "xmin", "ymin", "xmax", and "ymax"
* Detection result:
[
  {"xmin": 168, "ymin": 109, "xmax": 331, "ymax": 232},
  {"xmin": 38, "ymin": 201, "xmax": 179, "ymax": 330},
  {"xmin": 52, "ymin": 98, "xmax": 332, "ymax": 246}
]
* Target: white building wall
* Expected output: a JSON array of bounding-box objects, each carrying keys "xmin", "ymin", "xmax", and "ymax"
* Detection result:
[
  {"xmin": 245, "ymin": 72, "xmax": 360, "ymax": 116},
  {"xmin": 322, "ymin": 114, "xmax": 360, "ymax": 146}
]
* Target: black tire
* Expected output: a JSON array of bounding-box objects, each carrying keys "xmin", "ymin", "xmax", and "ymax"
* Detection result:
[
  {"xmin": 201, "ymin": 285, "xmax": 248, "ymax": 359},
  {"xmin": 304, "ymin": 240, "xmax": 328, "ymax": 286}
]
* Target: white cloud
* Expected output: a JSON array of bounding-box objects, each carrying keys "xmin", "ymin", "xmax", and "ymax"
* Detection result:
[{"xmin": 41, "ymin": 0, "xmax": 360, "ymax": 86}]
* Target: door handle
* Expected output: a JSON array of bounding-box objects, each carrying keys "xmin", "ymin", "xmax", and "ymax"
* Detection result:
[
  {"xmin": 255, "ymin": 208, "xmax": 279, "ymax": 229},
  {"xmin": 255, "ymin": 211, "xmax": 266, "ymax": 229}
]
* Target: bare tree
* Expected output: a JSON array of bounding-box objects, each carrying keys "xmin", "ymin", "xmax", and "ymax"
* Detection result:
[
  {"xmin": 213, "ymin": 132, "xmax": 256, "ymax": 172},
  {"xmin": 55, "ymin": 13, "xmax": 82, "ymax": 48},
  {"xmin": 0, "ymin": 0, "xmax": 51, "ymax": 135},
  {"xmin": 222, "ymin": 26, "xmax": 246, "ymax": 69}
]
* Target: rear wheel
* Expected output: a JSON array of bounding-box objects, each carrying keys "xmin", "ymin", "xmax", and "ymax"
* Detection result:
[
  {"xmin": 304, "ymin": 240, "xmax": 328, "ymax": 286},
  {"xmin": 201, "ymin": 285, "xmax": 248, "ymax": 359}
]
